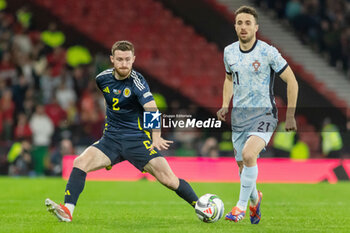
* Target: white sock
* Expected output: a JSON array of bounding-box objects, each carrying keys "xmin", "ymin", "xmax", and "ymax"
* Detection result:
[
  {"xmin": 238, "ymin": 169, "xmax": 258, "ymax": 208},
  {"xmin": 250, "ymin": 164, "xmax": 259, "ymax": 205},
  {"xmin": 250, "ymin": 186, "xmax": 259, "ymax": 206},
  {"xmin": 237, "ymin": 165, "xmax": 258, "ymax": 211},
  {"xmin": 65, "ymin": 203, "xmax": 75, "ymax": 216}
]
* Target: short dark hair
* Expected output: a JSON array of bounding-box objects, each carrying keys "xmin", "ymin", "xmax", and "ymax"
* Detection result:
[
  {"xmin": 111, "ymin": 40, "xmax": 134, "ymax": 56},
  {"xmin": 235, "ymin": 6, "xmax": 258, "ymax": 24}
]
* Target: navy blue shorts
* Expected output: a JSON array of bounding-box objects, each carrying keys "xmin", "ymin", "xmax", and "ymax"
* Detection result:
[{"xmin": 92, "ymin": 134, "xmax": 162, "ymax": 171}]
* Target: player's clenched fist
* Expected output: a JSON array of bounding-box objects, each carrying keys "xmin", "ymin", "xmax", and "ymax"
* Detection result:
[
  {"xmin": 217, "ymin": 107, "xmax": 228, "ymax": 121},
  {"xmin": 285, "ymin": 117, "xmax": 297, "ymax": 132}
]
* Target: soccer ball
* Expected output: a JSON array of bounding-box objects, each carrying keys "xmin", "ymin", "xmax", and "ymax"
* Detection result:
[{"xmin": 195, "ymin": 194, "xmax": 224, "ymax": 223}]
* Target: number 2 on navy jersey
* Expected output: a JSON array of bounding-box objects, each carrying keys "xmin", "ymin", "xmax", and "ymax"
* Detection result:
[
  {"xmin": 234, "ymin": 72, "xmax": 240, "ymax": 85},
  {"xmin": 112, "ymin": 98, "xmax": 120, "ymax": 111}
]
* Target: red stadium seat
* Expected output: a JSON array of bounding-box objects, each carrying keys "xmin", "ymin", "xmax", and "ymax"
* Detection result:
[{"xmin": 32, "ymin": 0, "xmax": 228, "ymax": 109}]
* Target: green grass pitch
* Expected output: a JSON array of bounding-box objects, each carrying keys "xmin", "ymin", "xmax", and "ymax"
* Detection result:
[{"xmin": 0, "ymin": 177, "xmax": 349, "ymax": 233}]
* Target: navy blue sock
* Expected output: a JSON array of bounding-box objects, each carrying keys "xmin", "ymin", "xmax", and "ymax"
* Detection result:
[
  {"xmin": 175, "ymin": 179, "xmax": 198, "ymax": 208},
  {"xmin": 64, "ymin": 167, "xmax": 87, "ymax": 205}
]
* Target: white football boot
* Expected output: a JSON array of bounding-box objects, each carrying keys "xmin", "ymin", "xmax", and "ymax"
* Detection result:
[{"xmin": 45, "ymin": 198, "xmax": 72, "ymax": 222}]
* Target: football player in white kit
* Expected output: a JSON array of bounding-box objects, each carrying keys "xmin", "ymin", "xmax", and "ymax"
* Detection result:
[{"xmin": 217, "ymin": 6, "xmax": 298, "ymax": 224}]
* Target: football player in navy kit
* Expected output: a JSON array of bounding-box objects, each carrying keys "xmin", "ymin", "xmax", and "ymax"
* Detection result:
[{"xmin": 45, "ymin": 41, "xmax": 198, "ymax": 222}]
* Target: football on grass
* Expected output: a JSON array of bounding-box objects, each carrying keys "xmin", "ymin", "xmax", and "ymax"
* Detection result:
[{"xmin": 195, "ymin": 194, "xmax": 224, "ymax": 223}]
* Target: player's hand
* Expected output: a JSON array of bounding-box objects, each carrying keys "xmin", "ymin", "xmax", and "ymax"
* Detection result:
[
  {"xmin": 151, "ymin": 137, "xmax": 174, "ymax": 151},
  {"xmin": 217, "ymin": 107, "xmax": 228, "ymax": 121},
  {"xmin": 285, "ymin": 117, "xmax": 297, "ymax": 131}
]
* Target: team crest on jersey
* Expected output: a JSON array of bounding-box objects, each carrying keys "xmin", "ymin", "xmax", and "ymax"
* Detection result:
[
  {"xmin": 123, "ymin": 88, "xmax": 131, "ymax": 97},
  {"xmin": 252, "ymin": 60, "xmax": 261, "ymax": 72},
  {"xmin": 113, "ymin": 89, "xmax": 121, "ymax": 95}
]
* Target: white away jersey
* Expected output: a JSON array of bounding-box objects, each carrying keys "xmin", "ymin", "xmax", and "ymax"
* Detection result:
[{"xmin": 223, "ymin": 40, "xmax": 288, "ymax": 129}]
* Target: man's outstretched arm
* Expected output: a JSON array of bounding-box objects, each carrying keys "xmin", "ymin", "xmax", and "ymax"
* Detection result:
[
  {"xmin": 217, "ymin": 73, "xmax": 233, "ymax": 121},
  {"xmin": 279, "ymin": 66, "xmax": 298, "ymax": 131}
]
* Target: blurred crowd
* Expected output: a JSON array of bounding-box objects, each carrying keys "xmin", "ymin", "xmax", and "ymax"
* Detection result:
[
  {"xmin": 0, "ymin": 3, "xmax": 347, "ymax": 177},
  {"xmin": 0, "ymin": 7, "xmax": 227, "ymax": 176},
  {"xmin": 0, "ymin": 8, "xmax": 106, "ymax": 176},
  {"xmin": 255, "ymin": 0, "xmax": 350, "ymax": 78}
]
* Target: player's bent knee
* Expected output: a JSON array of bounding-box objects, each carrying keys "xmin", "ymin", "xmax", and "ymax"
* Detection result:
[
  {"xmin": 242, "ymin": 151, "xmax": 256, "ymax": 166},
  {"xmin": 73, "ymin": 155, "xmax": 87, "ymax": 171},
  {"xmin": 242, "ymin": 156, "xmax": 254, "ymax": 165},
  {"xmin": 72, "ymin": 146, "xmax": 111, "ymax": 173}
]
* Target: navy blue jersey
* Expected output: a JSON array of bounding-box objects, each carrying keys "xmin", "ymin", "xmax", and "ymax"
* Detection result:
[{"xmin": 95, "ymin": 68, "xmax": 154, "ymax": 138}]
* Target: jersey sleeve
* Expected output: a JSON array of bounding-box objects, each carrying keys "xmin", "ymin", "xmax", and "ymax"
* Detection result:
[
  {"xmin": 268, "ymin": 45, "xmax": 288, "ymax": 75},
  {"xmin": 95, "ymin": 75, "xmax": 103, "ymax": 91},
  {"xmin": 223, "ymin": 49, "xmax": 232, "ymax": 75},
  {"xmin": 133, "ymin": 76, "xmax": 154, "ymax": 106}
]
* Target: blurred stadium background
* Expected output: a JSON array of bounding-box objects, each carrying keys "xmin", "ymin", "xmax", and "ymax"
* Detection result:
[{"xmin": 0, "ymin": 0, "xmax": 349, "ymax": 181}]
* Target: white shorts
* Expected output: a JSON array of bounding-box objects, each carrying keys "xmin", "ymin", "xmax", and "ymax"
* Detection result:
[{"xmin": 232, "ymin": 115, "xmax": 277, "ymax": 162}]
